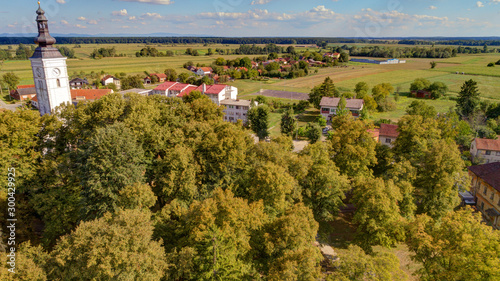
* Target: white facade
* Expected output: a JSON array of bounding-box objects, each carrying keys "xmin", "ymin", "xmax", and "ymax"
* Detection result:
[
  {"xmin": 30, "ymin": 57, "xmax": 72, "ymax": 116},
  {"xmin": 221, "ymin": 99, "xmax": 255, "ymax": 123},
  {"xmin": 471, "ymin": 138, "xmax": 500, "ymax": 164}
]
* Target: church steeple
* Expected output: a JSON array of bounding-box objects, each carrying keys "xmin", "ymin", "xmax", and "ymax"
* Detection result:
[{"xmin": 35, "ymin": 1, "xmax": 56, "ymax": 47}]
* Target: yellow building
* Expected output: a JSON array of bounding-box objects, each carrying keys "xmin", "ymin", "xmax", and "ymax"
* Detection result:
[{"xmin": 468, "ymin": 162, "xmax": 500, "ymax": 229}]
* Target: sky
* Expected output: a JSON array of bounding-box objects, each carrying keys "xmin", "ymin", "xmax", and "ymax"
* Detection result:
[{"xmin": 1, "ymin": 0, "xmax": 499, "ymax": 37}]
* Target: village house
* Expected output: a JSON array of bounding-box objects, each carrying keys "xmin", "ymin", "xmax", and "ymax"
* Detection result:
[
  {"xmin": 31, "ymin": 88, "xmax": 113, "ymax": 109},
  {"xmin": 410, "ymin": 90, "xmax": 432, "ymax": 99},
  {"xmin": 320, "ymin": 97, "xmax": 364, "ymax": 121},
  {"xmin": 196, "ymin": 84, "xmax": 238, "ymax": 106},
  {"xmin": 323, "ymin": 52, "xmax": 340, "ymax": 59},
  {"xmin": 468, "ymin": 162, "xmax": 500, "ymax": 229},
  {"xmin": 10, "ymin": 85, "xmax": 36, "ymax": 100},
  {"xmin": 151, "ymin": 81, "xmax": 178, "ymax": 96},
  {"xmin": 69, "ymin": 78, "xmax": 89, "ymax": 89},
  {"xmin": 471, "ymin": 138, "xmax": 500, "ymax": 164},
  {"xmin": 220, "ymin": 99, "xmax": 255, "ymax": 124},
  {"xmin": 101, "ymin": 75, "xmax": 120, "ymax": 89},
  {"xmin": 378, "ymin": 123, "xmax": 399, "ymax": 147},
  {"xmin": 196, "ymin": 67, "xmax": 213, "ymax": 76}
]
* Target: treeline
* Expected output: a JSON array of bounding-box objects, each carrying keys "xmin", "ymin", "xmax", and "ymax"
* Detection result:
[
  {"xmin": 89, "ymin": 47, "xmax": 126, "ymax": 59},
  {"xmin": 135, "ymin": 46, "xmax": 174, "ymax": 57},
  {"xmin": 0, "ymin": 44, "xmax": 76, "ymax": 60},
  {"xmin": 399, "ymin": 39, "xmax": 500, "ymax": 46},
  {"xmin": 347, "ymin": 45, "xmax": 458, "ymax": 58}
]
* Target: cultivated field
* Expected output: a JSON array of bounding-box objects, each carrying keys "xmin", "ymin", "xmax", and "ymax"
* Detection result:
[{"xmin": 2, "ymin": 43, "xmax": 500, "ymax": 122}]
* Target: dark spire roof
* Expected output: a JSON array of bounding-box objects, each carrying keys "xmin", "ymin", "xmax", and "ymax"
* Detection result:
[{"xmin": 31, "ymin": 2, "xmax": 63, "ymax": 59}]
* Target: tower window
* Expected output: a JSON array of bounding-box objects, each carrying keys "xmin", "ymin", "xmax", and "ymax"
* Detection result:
[{"xmin": 57, "ymin": 79, "xmax": 61, "ymax": 87}]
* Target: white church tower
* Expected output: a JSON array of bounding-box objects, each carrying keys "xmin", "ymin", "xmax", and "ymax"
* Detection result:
[{"xmin": 30, "ymin": 2, "xmax": 72, "ymax": 116}]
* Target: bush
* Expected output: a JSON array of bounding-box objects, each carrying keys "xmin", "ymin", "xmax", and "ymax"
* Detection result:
[{"xmin": 488, "ymin": 62, "xmax": 495, "ymax": 67}]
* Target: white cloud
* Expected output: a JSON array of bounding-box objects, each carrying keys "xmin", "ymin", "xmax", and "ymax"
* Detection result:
[
  {"xmin": 428, "ymin": 6, "xmax": 437, "ymax": 10},
  {"xmin": 56, "ymin": 0, "xmax": 66, "ymax": 4},
  {"xmin": 112, "ymin": 9, "xmax": 128, "ymax": 16},
  {"xmin": 77, "ymin": 17, "xmax": 86, "ymax": 21},
  {"xmin": 129, "ymin": 16, "xmax": 137, "ymax": 20},
  {"xmin": 142, "ymin": 12, "xmax": 164, "ymax": 19},
  {"xmin": 60, "ymin": 20, "xmax": 69, "ymax": 25},
  {"xmin": 7, "ymin": 24, "xmax": 15, "ymax": 28},
  {"xmin": 477, "ymin": 1, "xmax": 484, "ymax": 7},
  {"xmin": 251, "ymin": 0, "xmax": 271, "ymax": 4},
  {"xmin": 75, "ymin": 24, "xmax": 87, "ymax": 29},
  {"xmin": 118, "ymin": 0, "xmax": 174, "ymax": 5},
  {"xmin": 88, "ymin": 20, "xmax": 98, "ymax": 25}
]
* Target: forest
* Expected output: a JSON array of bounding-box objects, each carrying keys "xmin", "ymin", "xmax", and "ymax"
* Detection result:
[{"xmin": 1, "ymin": 90, "xmax": 499, "ymax": 280}]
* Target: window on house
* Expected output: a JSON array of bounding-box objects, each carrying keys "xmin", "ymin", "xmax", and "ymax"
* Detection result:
[
  {"xmin": 481, "ymin": 202, "xmax": 485, "ymax": 210},
  {"xmin": 486, "ymin": 150, "xmax": 491, "ymax": 155},
  {"xmin": 236, "ymin": 106, "xmax": 240, "ymax": 110},
  {"xmin": 385, "ymin": 139, "xmax": 392, "ymax": 144},
  {"xmin": 484, "ymin": 186, "xmax": 488, "ymax": 196},
  {"xmin": 497, "ymin": 151, "xmax": 500, "ymax": 156},
  {"xmin": 491, "ymin": 192, "xmax": 495, "ymax": 201},
  {"xmin": 57, "ymin": 79, "xmax": 61, "ymax": 87}
]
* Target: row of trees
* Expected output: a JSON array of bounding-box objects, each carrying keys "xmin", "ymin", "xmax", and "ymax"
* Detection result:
[{"xmin": 136, "ymin": 46, "xmax": 174, "ymax": 57}]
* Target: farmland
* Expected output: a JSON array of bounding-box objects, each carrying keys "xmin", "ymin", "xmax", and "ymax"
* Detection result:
[{"xmin": 2, "ymin": 43, "xmax": 500, "ymax": 123}]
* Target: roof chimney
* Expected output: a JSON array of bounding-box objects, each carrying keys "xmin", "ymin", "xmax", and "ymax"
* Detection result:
[{"xmin": 203, "ymin": 83, "xmax": 206, "ymax": 94}]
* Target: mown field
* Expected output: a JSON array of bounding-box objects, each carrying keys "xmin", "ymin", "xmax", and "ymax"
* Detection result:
[{"xmin": 2, "ymin": 43, "xmax": 500, "ymax": 122}]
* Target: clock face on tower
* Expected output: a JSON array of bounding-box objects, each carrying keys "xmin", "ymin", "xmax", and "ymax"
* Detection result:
[{"xmin": 52, "ymin": 68, "xmax": 61, "ymax": 77}]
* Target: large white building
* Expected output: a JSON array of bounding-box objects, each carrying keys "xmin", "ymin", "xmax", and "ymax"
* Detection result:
[
  {"xmin": 30, "ymin": 4, "xmax": 72, "ymax": 116},
  {"xmin": 220, "ymin": 99, "xmax": 256, "ymax": 124}
]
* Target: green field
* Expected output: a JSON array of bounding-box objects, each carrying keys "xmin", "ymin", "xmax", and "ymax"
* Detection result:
[{"xmin": 2, "ymin": 43, "xmax": 500, "ymax": 121}]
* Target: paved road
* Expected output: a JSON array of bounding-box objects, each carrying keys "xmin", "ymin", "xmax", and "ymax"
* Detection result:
[{"xmin": 0, "ymin": 99, "xmax": 21, "ymax": 112}]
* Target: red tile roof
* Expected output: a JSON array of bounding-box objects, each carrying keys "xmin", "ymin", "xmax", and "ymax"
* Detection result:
[
  {"xmin": 198, "ymin": 67, "xmax": 213, "ymax": 72},
  {"xmin": 468, "ymin": 162, "xmax": 500, "ymax": 192},
  {"xmin": 169, "ymin": 83, "xmax": 190, "ymax": 91},
  {"xmin": 151, "ymin": 73, "xmax": 167, "ymax": 79},
  {"xmin": 177, "ymin": 86, "xmax": 198, "ymax": 97},
  {"xmin": 205, "ymin": 84, "xmax": 227, "ymax": 95},
  {"xmin": 475, "ymin": 138, "xmax": 500, "ymax": 152},
  {"xmin": 71, "ymin": 89, "xmax": 112, "ymax": 100},
  {"xmin": 101, "ymin": 75, "xmax": 117, "ymax": 81},
  {"xmin": 32, "ymin": 95, "xmax": 38, "ymax": 102},
  {"xmin": 379, "ymin": 123, "xmax": 399, "ymax": 138},
  {"xmin": 17, "ymin": 84, "xmax": 35, "ymax": 89},
  {"xmin": 154, "ymin": 81, "xmax": 178, "ymax": 91}
]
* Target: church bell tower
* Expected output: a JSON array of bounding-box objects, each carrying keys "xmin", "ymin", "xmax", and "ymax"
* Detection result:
[{"xmin": 30, "ymin": 2, "xmax": 72, "ymax": 116}]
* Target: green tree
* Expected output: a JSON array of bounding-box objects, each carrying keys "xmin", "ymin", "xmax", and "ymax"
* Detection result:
[
  {"xmin": 354, "ymin": 82, "xmax": 369, "ymax": 99},
  {"xmin": 178, "ymin": 72, "xmax": 191, "ymax": 83},
  {"xmin": 2, "ymin": 72, "xmax": 20, "ymax": 90},
  {"xmin": 407, "ymin": 209, "xmax": 500, "ymax": 280},
  {"xmin": 410, "ymin": 78, "xmax": 431, "ymax": 92},
  {"xmin": 300, "ymin": 142, "xmax": 349, "ymax": 222},
  {"xmin": 336, "ymin": 96, "xmax": 351, "ymax": 118},
  {"xmin": 406, "ymin": 100, "xmax": 437, "ymax": 119},
  {"xmin": 428, "ymin": 81, "xmax": 448, "ymax": 99},
  {"xmin": 309, "ymin": 77, "xmax": 340, "ymax": 109},
  {"xmin": 49, "ymin": 209, "xmax": 166, "ymax": 280},
  {"xmin": 352, "ymin": 177, "xmax": 405, "ymax": 253},
  {"xmin": 80, "ymin": 123, "xmax": 146, "ymax": 220},
  {"xmin": 0, "ymin": 242, "xmax": 49, "ymax": 281},
  {"xmin": 164, "ymin": 68, "xmax": 177, "ymax": 81},
  {"xmin": 306, "ymin": 122, "xmax": 322, "ymax": 144},
  {"xmin": 120, "ymin": 75, "xmax": 144, "ymax": 90},
  {"xmin": 328, "ymin": 245, "xmax": 408, "ymax": 281},
  {"xmin": 430, "ymin": 61, "xmax": 437, "ymax": 69},
  {"xmin": 339, "ymin": 52, "xmax": 349, "ymax": 63},
  {"xmin": 248, "ymin": 104, "xmax": 271, "ymax": 140},
  {"xmin": 329, "ymin": 119, "xmax": 377, "ymax": 178},
  {"xmin": 280, "ymin": 107, "xmax": 297, "ymax": 137},
  {"xmin": 457, "ymin": 79, "xmax": 480, "ymax": 118}
]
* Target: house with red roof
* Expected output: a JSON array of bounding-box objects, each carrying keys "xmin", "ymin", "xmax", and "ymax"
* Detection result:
[
  {"xmin": 195, "ymin": 83, "xmax": 238, "ymax": 106},
  {"xmin": 31, "ymin": 89, "xmax": 113, "ymax": 109},
  {"xmin": 152, "ymin": 81, "xmax": 178, "ymax": 96},
  {"xmin": 10, "ymin": 85, "xmax": 36, "ymax": 100},
  {"xmin": 471, "ymin": 137, "xmax": 500, "ymax": 164},
  {"xmin": 468, "ymin": 162, "xmax": 500, "ymax": 228},
  {"xmin": 196, "ymin": 67, "xmax": 213, "ymax": 76},
  {"xmin": 379, "ymin": 123, "xmax": 399, "ymax": 147},
  {"xmin": 101, "ymin": 75, "xmax": 120, "ymax": 89},
  {"xmin": 323, "ymin": 52, "xmax": 340, "ymax": 59}
]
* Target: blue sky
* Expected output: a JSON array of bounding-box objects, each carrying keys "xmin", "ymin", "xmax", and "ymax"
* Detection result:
[{"xmin": 1, "ymin": 0, "xmax": 499, "ymax": 37}]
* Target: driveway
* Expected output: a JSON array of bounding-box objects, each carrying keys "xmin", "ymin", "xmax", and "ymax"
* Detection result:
[{"xmin": 0, "ymin": 99, "xmax": 21, "ymax": 112}]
